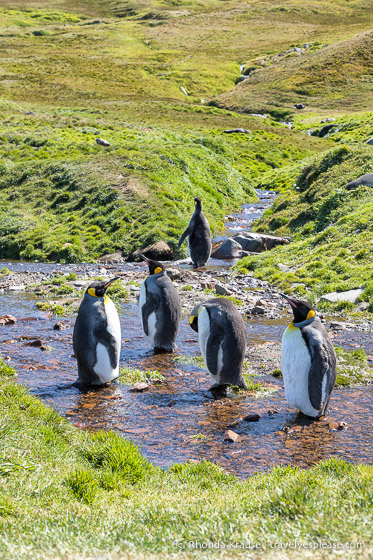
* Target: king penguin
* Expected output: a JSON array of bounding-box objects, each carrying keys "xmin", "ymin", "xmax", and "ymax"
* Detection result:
[
  {"xmin": 139, "ymin": 255, "xmax": 181, "ymax": 352},
  {"xmin": 281, "ymin": 294, "xmax": 336, "ymax": 418},
  {"xmin": 178, "ymin": 197, "xmax": 212, "ymax": 268},
  {"xmin": 189, "ymin": 298, "xmax": 247, "ymax": 393},
  {"xmin": 73, "ymin": 277, "xmax": 121, "ymax": 385}
]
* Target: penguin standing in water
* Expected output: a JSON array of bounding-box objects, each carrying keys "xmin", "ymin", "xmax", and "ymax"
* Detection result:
[
  {"xmin": 178, "ymin": 197, "xmax": 212, "ymax": 268},
  {"xmin": 73, "ymin": 278, "xmax": 121, "ymax": 385},
  {"xmin": 139, "ymin": 255, "xmax": 181, "ymax": 352},
  {"xmin": 189, "ymin": 298, "xmax": 247, "ymax": 394},
  {"xmin": 281, "ymin": 294, "xmax": 336, "ymax": 418}
]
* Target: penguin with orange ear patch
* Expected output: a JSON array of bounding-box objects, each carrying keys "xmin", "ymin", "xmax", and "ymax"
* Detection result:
[
  {"xmin": 73, "ymin": 277, "xmax": 121, "ymax": 385},
  {"xmin": 139, "ymin": 255, "xmax": 181, "ymax": 352},
  {"xmin": 281, "ymin": 294, "xmax": 336, "ymax": 418}
]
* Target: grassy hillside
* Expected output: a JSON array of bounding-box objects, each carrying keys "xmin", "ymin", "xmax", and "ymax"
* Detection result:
[
  {"xmin": 234, "ymin": 142, "xmax": 373, "ymax": 311},
  {"xmin": 0, "ymin": 362, "xmax": 372, "ymax": 559},
  {"xmin": 215, "ymin": 30, "xmax": 373, "ymax": 116}
]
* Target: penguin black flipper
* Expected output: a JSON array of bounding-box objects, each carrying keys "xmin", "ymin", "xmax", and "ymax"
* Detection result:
[
  {"xmin": 305, "ymin": 330, "xmax": 337, "ymax": 412},
  {"xmin": 141, "ymin": 285, "xmax": 160, "ymax": 336},
  {"xmin": 205, "ymin": 319, "xmax": 225, "ymax": 377},
  {"xmin": 177, "ymin": 217, "xmax": 194, "ymax": 249},
  {"xmin": 93, "ymin": 322, "xmax": 118, "ymax": 370}
]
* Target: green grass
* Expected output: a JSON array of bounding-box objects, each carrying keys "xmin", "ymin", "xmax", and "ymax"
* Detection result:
[
  {"xmin": 118, "ymin": 366, "xmax": 164, "ymax": 384},
  {"xmin": 0, "ymin": 374, "xmax": 372, "ymax": 558},
  {"xmin": 335, "ymin": 347, "xmax": 372, "ymax": 387},
  {"xmin": 234, "ymin": 144, "xmax": 373, "ymax": 311}
]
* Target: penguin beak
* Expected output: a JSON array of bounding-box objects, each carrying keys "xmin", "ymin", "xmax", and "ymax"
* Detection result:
[
  {"xmin": 104, "ymin": 277, "xmax": 120, "ymax": 290},
  {"xmin": 139, "ymin": 254, "xmax": 149, "ymax": 264},
  {"xmin": 279, "ymin": 293, "xmax": 297, "ymax": 309}
]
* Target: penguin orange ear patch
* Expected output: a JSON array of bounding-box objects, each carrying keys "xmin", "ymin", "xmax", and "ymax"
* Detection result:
[
  {"xmin": 88, "ymin": 288, "xmax": 96, "ymax": 297},
  {"xmin": 154, "ymin": 267, "xmax": 162, "ymax": 274},
  {"xmin": 307, "ymin": 310, "xmax": 316, "ymax": 319}
]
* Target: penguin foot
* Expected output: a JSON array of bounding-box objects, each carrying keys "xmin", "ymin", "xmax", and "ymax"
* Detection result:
[
  {"xmin": 153, "ymin": 346, "xmax": 174, "ymax": 354},
  {"xmin": 209, "ymin": 384, "xmax": 228, "ymax": 398}
]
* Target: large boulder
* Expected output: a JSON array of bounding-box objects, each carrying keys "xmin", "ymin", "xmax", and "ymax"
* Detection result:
[
  {"xmin": 97, "ymin": 251, "xmax": 125, "ymax": 264},
  {"xmin": 319, "ymin": 289, "xmax": 363, "ymax": 304},
  {"xmin": 346, "ymin": 173, "xmax": 373, "ymax": 191},
  {"xmin": 211, "ymin": 238, "xmax": 250, "ymax": 259},
  {"xmin": 127, "ymin": 241, "xmax": 174, "ymax": 262},
  {"xmin": 318, "ymin": 124, "xmax": 337, "ymax": 137},
  {"xmin": 233, "ymin": 232, "xmax": 288, "ymax": 253}
]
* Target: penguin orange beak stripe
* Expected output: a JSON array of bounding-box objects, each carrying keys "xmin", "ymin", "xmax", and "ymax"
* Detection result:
[
  {"xmin": 279, "ymin": 293, "xmax": 297, "ymax": 309},
  {"xmin": 104, "ymin": 277, "xmax": 121, "ymax": 289}
]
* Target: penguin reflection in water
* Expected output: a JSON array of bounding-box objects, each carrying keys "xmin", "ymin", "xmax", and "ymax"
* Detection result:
[
  {"xmin": 73, "ymin": 278, "xmax": 121, "ymax": 385},
  {"xmin": 139, "ymin": 255, "xmax": 181, "ymax": 352},
  {"xmin": 178, "ymin": 197, "xmax": 212, "ymax": 268},
  {"xmin": 281, "ymin": 294, "xmax": 336, "ymax": 418},
  {"xmin": 189, "ymin": 298, "xmax": 247, "ymax": 395}
]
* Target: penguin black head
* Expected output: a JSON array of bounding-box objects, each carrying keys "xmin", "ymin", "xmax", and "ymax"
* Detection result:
[
  {"xmin": 189, "ymin": 302, "xmax": 203, "ymax": 332},
  {"xmin": 140, "ymin": 254, "xmax": 165, "ymax": 276},
  {"xmin": 194, "ymin": 197, "xmax": 202, "ymax": 212},
  {"xmin": 280, "ymin": 293, "xmax": 316, "ymax": 324},
  {"xmin": 87, "ymin": 277, "xmax": 120, "ymax": 298}
]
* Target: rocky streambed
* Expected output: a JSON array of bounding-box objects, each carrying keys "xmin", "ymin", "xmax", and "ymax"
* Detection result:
[{"xmin": 0, "ymin": 191, "xmax": 372, "ymax": 477}]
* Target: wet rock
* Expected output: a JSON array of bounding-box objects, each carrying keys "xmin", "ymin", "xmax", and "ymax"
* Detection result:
[
  {"xmin": 250, "ymin": 304, "xmax": 265, "ymax": 315},
  {"xmin": 320, "ymin": 289, "xmax": 363, "ymax": 304},
  {"xmin": 346, "ymin": 173, "xmax": 373, "ymax": 191},
  {"xmin": 329, "ymin": 421, "xmax": 349, "ymax": 432},
  {"xmin": 233, "ymin": 232, "xmax": 288, "ymax": 253},
  {"xmin": 24, "ymin": 339, "xmax": 43, "ymax": 347},
  {"xmin": 224, "ymin": 430, "xmax": 240, "ymax": 442},
  {"xmin": 215, "ymin": 283, "xmax": 232, "ymax": 296},
  {"xmin": 318, "ymin": 124, "xmax": 337, "ymax": 137},
  {"xmin": 330, "ymin": 321, "xmax": 346, "ymax": 331},
  {"xmin": 366, "ymin": 137, "xmax": 373, "ymax": 145},
  {"xmin": 294, "ymin": 103, "xmax": 305, "ymax": 109},
  {"xmin": 211, "ymin": 238, "xmax": 248, "ymax": 259},
  {"xmin": 129, "ymin": 286, "xmax": 140, "ymax": 293},
  {"xmin": 130, "ymin": 382, "xmax": 149, "ymax": 392},
  {"xmin": 96, "ymin": 137, "xmax": 110, "ymax": 147},
  {"xmin": 53, "ymin": 321, "xmax": 69, "ymax": 330},
  {"xmin": 243, "ymin": 413, "xmax": 261, "ymax": 422},
  {"xmin": 223, "ymin": 128, "xmax": 251, "ymax": 134},
  {"xmin": 8, "ymin": 285, "xmax": 26, "ymax": 291},
  {"xmin": 166, "ymin": 268, "xmax": 183, "ymax": 281},
  {"xmin": 127, "ymin": 241, "xmax": 174, "ymax": 262},
  {"xmin": 0, "ymin": 315, "xmax": 17, "ymax": 325},
  {"xmin": 97, "ymin": 251, "xmax": 125, "ymax": 263}
]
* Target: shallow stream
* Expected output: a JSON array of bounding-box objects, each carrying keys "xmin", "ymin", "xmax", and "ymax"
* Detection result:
[{"xmin": 1, "ymin": 190, "xmax": 372, "ymax": 477}]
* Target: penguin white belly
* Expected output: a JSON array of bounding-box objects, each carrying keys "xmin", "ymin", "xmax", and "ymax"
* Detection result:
[
  {"xmin": 94, "ymin": 343, "xmax": 118, "ymax": 383},
  {"xmin": 281, "ymin": 326, "xmax": 319, "ymax": 417},
  {"xmin": 139, "ymin": 281, "xmax": 157, "ymax": 347},
  {"xmin": 93, "ymin": 297, "xmax": 121, "ymax": 383}
]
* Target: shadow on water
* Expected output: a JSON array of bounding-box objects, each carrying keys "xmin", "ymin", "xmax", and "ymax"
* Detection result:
[{"xmin": 0, "ymin": 190, "xmax": 372, "ymax": 477}]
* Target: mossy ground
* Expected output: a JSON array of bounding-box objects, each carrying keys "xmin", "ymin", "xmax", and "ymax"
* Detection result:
[{"xmin": 0, "ymin": 364, "xmax": 371, "ymax": 559}]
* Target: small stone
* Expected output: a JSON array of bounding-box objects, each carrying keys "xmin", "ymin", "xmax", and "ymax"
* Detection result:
[
  {"xmin": 366, "ymin": 137, "xmax": 373, "ymax": 146},
  {"xmin": 96, "ymin": 137, "xmax": 110, "ymax": 147},
  {"xmin": 130, "ymin": 286, "xmax": 140, "ymax": 293},
  {"xmin": 223, "ymin": 430, "xmax": 240, "ymax": 443},
  {"xmin": 24, "ymin": 339, "xmax": 43, "ymax": 347},
  {"xmin": 330, "ymin": 321, "xmax": 346, "ymax": 331},
  {"xmin": 223, "ymin": 128, "xmax": 251, "ymax": 134},
  {"xmin": 8, "ymin": 285, "xmax": 26, "ymax": 291},
  {"xmin": 251, "ymin": 305, "xmax": 265, "ymax": 315},
  {"xmin": 53, "ymin": 321, "xmax": 69, "ymax": 330},
  {"xmin": 329, "ymin": 421, "xmax": 349, "ymax": 432},
  {"xmin": 215, "ymin": 283, "xmax": 232, "ymax": 296},
  {"xmin": 74, "ymin": 281, "xmax": 87, "ymax": 288},
  {"xmin": 277, "ymin": 263, "xmax": 290, "ymax": 272},
  {"xmin": 243, "ymin": 413, "xmax": 261, "ymax": 422},
  {"xmin": 201, "ymin": 281, "xmax": 215, "ymax": 290},
  {"xmin": 294, "ymin": 103, "xmax": 305, "ymax": 109},
  {"xmin": 130, "ymin": 382, "xmax": 149, "ymax": 392},
  {"xmin": 0, "ymin": 314, "xmax": 17, "ymax": 325}
]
